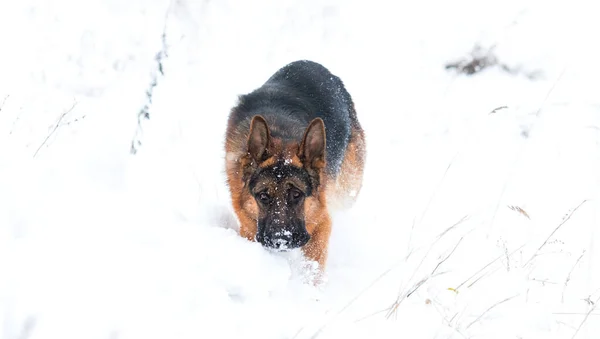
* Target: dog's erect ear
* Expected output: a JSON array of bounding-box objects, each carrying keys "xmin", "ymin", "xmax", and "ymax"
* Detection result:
[
  {"xmin": 299, "ymin": 118, "xmax": 326, "ymax": 167},
  {"xmin": 247, "ymin": 115, "xmax": 270, "ymax": 162}
]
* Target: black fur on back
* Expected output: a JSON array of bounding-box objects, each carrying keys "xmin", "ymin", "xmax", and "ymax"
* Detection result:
[{"xmin": 230, "ymin": 60, "xmax": 357, "ymax": 176}]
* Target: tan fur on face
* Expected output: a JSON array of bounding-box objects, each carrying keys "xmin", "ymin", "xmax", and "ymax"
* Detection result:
[{"xmin": 259, "ymin": 156, "xmax": 277, "ymax": 168}]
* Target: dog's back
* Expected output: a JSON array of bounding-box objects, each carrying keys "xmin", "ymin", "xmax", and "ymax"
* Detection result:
[{"xmin": 228, "ymin": 60, "xmax": 362, "ymax": 179}]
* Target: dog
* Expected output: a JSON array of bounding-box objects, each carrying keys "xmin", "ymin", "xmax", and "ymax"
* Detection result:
[{"xmin": 224, "ymin": 60, "xmax": 366, "ymax": 274}]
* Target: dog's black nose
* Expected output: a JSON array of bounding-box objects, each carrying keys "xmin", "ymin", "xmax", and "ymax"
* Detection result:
[{"xmin": 260, "ymin": 230, "xmax": 310, "ymax": 251}]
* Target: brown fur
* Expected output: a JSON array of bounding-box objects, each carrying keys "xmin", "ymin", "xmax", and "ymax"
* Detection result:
[
  {"xmin": 327, "ymin": 125, "xmax": 366, "ymax": 212},
  {"xmin": 225, "ymin": 119, "xmax": 365, "ymax": 273},
  {"xmin": 224, "ymin": 61, "xmax": 366, "ymax": 277}
]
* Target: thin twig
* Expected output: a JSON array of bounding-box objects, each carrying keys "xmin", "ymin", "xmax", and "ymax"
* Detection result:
[
  {"xmin": 562, "ymin": 250, "xmax": 587, "ymax": 303},
  {"xmin": 489, "ymin": 65, "xmax": 568, "ymax": 233},
  {"xmin": 489, "ymin": 105, "xmax": 508, "ymax": 114},
  {"xmin": 534, "ymin": 65, "xmax": 568, "ymax": 118},
  {"xmin": 130, "ymin": 0, "xmax": 173, "ymax": 154},
  {"xmin": 403, "ymin": 277, "xmax": 429, "ymax": 301},
  {"xmin": 466, "ymin": 294, "xmax": 519, "ymax": 329},
  {"xmin": 400, "ymin": 216, "xmax": 467, "ymax": 296},
  {"xmin": 417, "ymin": 151, "xmax": 460, "ymax": 226},
  {"xmin": 386, "ymin": 235, "xmax": 463, "ymax": 319},
  {"xmin": 525, "ymin": 200, "xmax": 588, "ymax": 266},
  {"xmin": 507, "ymin": 205, "xmax": 531, "ymax": 219},
  {"xmin": 380, "ymin": 217, "xmax": 468, "ymax": 322},
  {"xmin": 309, "ymin": 223, "xmax": 464, "ymax": 337},
  {"xmin": 571, "ymin": 294, "xmax": 600, "ymax": 339},
  {"xmin": 0, "ymin": 94, "xmax": 8, "ymax": 111},
  {"xmin": 503, "ymin": 241, "xmax": 510, "ymax": 271},
  {"xmin": 430, "ymin": 301, "xmax": 468, "ymax": 339},
  {"xmin": 432, "ymin": 236, "xmax": 464, "ymax": 275},
  {"xmin": 306, "ymin": 261, "xmax": 403, "ymax": 339},
  {"xmin": 386, "ymin": 278, "xmax": 427, "ymax": 319},
  {"xmin": 396, "ymin": 215, "xmax": 468, "ymax": 300},
  {"xmin": 353, "ymin": 307, "xmax": 390, "ymax": 323},
  {"xmin": 33, "ymin": 101, "xmax": 77, "ymax": 158},
  {"xmin": 455, "ymin": 244, "xmax": 525, "ymax": 291},
  {"xmin": 406, "ymin": 217, "xmax": 417, "ymax": 259},
  {"xmin": 531, "ymin": 278, "xmax": 559, "ymax": 285},
  {"xmin": 437, "ymin": 216, "xmax": 470, "ymax": 241},
  {"xmin": 467, "ymin": 244, "xmax": 526, "ymax": 289}
]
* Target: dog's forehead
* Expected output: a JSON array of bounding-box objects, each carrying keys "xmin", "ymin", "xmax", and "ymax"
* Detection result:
[{"xmin": 250, "ymin": 161, "xmax": 312, "ymax": 193}]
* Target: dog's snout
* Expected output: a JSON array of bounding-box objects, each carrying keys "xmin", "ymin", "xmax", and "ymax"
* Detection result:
[{"xmin": 258, "ymin": 227, "xmax": 310, "ymax": 251}]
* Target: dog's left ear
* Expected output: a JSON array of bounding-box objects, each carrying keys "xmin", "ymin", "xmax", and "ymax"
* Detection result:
[
  {"xmin": 299, "ymin": 118, "xmax": 326, "ymax": 169},
  {"xmin": 247, "ymin": 115, "xmax": 271, "ymax": 162}
]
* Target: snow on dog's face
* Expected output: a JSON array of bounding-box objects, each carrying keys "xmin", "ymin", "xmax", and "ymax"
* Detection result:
[
  {"xmin": 249, "ymin": 163, "xmax": 312, "ymax": 251},
  {"xmin": 244, "ymin": 116, "xmax": 326, "ymax": 251}
]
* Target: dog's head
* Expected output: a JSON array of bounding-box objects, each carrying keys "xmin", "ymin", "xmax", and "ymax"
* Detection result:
[{"xmin": 243, "ymin": 115, "xmax": 326, "ymax": 251}]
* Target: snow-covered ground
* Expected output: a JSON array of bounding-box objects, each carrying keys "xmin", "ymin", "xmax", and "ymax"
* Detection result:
[{"xmin": 1, "ymin": 0, "xmax": 600, "ymax": 338}]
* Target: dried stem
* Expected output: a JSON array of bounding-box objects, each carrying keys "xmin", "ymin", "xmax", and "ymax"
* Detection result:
[
  {"xmin": 488, "ymin": 65, "xmax": 568, "ymax": 233},
  {"xmin": 466, "ymin": 294, "xmax": 519, "ymax": 329},
  {"xmin": 386, "ymin": 235, "xmax": 464, "ymax": 319},
  {"xmin": 431, "ymin": 236, "xmax": 464, "ymax": 276},
  {"xmin": 33, "ymin": 101, "xmax": 77, "ymax": 158},
  {"xmin": 525, "ymin": 200, "xmax": 588, "ymax": 266},
  {"xmin": 455, "ymin": 244, "xmax": 525, "ymax": 291},
  {"xmin": 0, "ymin": 94, "xmax": 9, "ymax": 111},
  {"xmin": 130, "ymin": 0, "xmax": 173, "ymax": 154},
  {"xmin": 562, "ymin": 250, "xmax": 587, "ymax": 303},
  {"xmin": 571, "ymin": 294, "xmax": 600, "ymax": 339}
]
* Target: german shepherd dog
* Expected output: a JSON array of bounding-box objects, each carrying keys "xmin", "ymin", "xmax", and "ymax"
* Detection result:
[{"xmin": 225, "ymin": 60, "xmax": 366, "ymax": 273}]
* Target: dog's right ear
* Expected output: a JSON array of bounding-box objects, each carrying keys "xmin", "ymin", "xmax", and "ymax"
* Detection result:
[
  {"xmin": 247, "ymin": 115, "xmax": 270, "ymax": 162},
  {"xmin": 299, "ymin": 118, "xmax": 326, "ymax": 168}
]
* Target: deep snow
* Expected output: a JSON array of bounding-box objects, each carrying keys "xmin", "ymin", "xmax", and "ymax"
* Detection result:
[{"xmin": 1, "ymin": 0, "xmax": 600, "ymax": 338}]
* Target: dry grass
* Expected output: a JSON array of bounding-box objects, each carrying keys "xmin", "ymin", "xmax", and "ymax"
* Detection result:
[
  {"xmin": 507, "ymin": 205, "xmax": 531, "ymax": 219},
  {"xmin": 0, "ymin": 94, "xmax": 9, "ymax": 111},
  {"xmin": 33, "ymin": 101, "xmax": 78, "ymax": 158},
  {"xmin": 384, "ymin": 217, "xmax": 468, "ymax": 320},
  {"xmin": 130, "ymin": 1, "xmax": 172, "ymax": 155},
  {"xmin": 571, "ymin": 294, "xmax": 600, "ymax": 339},
  {"xmin": 562, "ymin": 250, "xmax": 587, "ymax": 303},
  {"xmin": 445, "ymin": 44, "xmax": 542, "ymax": 79},
  {"xmin": 465, "ymin": 294, "xmax": 519, "ymax": 329},
  {"xmin": 524, "ymin": 200, "xmax": 588, "ymax": 267}
]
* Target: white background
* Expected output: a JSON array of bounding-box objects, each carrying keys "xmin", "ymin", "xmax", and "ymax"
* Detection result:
[{"xmin": 1, "ymin": 0, "xmax": 599, "ymax": 338}]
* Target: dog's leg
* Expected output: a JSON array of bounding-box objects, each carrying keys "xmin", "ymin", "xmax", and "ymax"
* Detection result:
[
  {"xmin": 302, "ymin": 213, "xmax": 332, "ymax": 271},
  {"xmin": 237, "ymin": 212, "xmax": 258, "ymax": 242}
]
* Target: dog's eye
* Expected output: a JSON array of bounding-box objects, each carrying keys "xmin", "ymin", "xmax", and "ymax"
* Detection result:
[
  {"xmin": 289, "ymin": 188, "xmax": 304, "ymax": 202},
  {"xmin": 257, "ymin": 192, "xmax": 270, "ymax": 203}
]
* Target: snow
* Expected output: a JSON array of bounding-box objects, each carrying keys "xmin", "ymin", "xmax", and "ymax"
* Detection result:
[{"xmin": 1, "ymin": 0, "xmax": 600, "ymax": 338}]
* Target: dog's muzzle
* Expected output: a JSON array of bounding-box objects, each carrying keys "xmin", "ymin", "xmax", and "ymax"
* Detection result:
[{"xmin": 257, "ymin": 229, "xmax": 310, "ymax": 251}]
